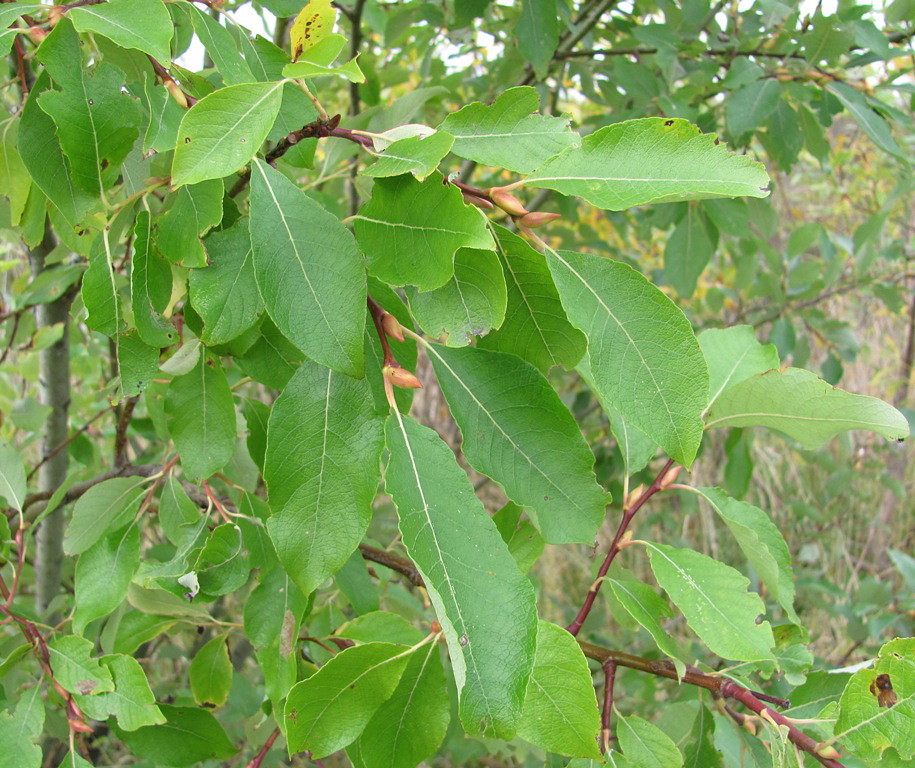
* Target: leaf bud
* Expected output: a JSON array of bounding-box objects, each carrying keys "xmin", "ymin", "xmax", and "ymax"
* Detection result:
[
  {"xmin": 816, "ymin": 745, "xmax": 841, "ymax": 759},
  {"xmin": 381, "ymin": 312, "xmax": 404, "ymax": 342},
  {"xmin": 624, "ymin": 484, "xmax": 645, "ymax": 510},
  {"xmin": 489, "ymin": 189, "xmax": 529, "ymax": 217},
  {"xmin": 658, "ymin": 464, "xmax": 681, "ymax": 489},
  {"xmin": 164, "ymin": 79, "xmax": 189, "ymax": 110},
  {"xmin": 462, "ymin": 192, "xmax": 494, "ymax": 210},
  {"xmin": 27, "ymin": 26, "xmax": 47, "ymax": 45},
  {"xmin": 48, "ymin": 6, "xmax": 63, "ymax": 26},
  {"xmin": 384, "ymin": 365, "xmax": 423, "ymax": 390},
  {"xmin": 518, "ymin": 211, "xmax": 561, "ymax": 228}
]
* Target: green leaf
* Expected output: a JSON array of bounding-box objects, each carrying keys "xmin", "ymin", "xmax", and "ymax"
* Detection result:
[
  {"xmin": 407, "ymin": 247, "xmax": 507, "ymax": 346},
  {"xmin": 514, "ymin": 0, "xmax": 559, "ymax": 78},
  {"xmin": 362, "ymin": 131, "xmax": 454, "ymax": 180},
  {"xmin": 141, "ymin": 73, "xmax": 182, "ymax": 153},
  {"xmin": 189, "ymin": 635, "xmax": 232, "ymax": 708},
  {"xmin": 0, "ymin": 690, "xmax": 43, "ymax": 768},
  {"xmin": 581, "ymin": 360, "xmax": 658, "ymax": 474},
  {"xmin": 725, "ymin": 79, "xmax": 781, "ymax": 140},
  {"xmin": 835, "ymin": 637, "xmax": 915, "ymax": 761},
  {"xmin": 154, "ymin": 179, "xmax": 224, "ymax": 267},
  {"xmin": 0, "ymin": 5, "xmax": 42, "ymax": 29},
  {"xmin": 249, "ymin": 159, "xmax": 366, "ymax": 376},
  {"xmin": 607, "ymin": 577, "xmax": 684, "ymax": 669},
  {"xmin": 618, "ymin": 714, "xmax": 684, "ymax": 768},
  {"xmin": 352, "ymin": 639, "xmax": 450, "ymax": 768},
  {"xmin": 525, "ymin": 118, "xmax": 771, "ymax": 210},
  {"xmin": 384, "ymin": 413, "xmax": 537, "ymax": 738},
  {"xmin": 284, "ymin": 642, "xmax": 414, "ymax": 757},
  {"xmin": 0, "ymin": 443, "xmax": 26, "ymax": 512},
  {"xmin": 194, "ymin": 523, "xmax": 249, "ymax": 596},
  {"xmin": 518, "ymin": 621, "xmax": 600, "ymax": 757},
  {"xmin": 545, "ymin": 249, "xmax": 708, "ymax": 467},
  {"xmin": 190, "ymin": 217, "xmax": 263, "ymax": 344},
  {"xmin": 645, "ymin": 542, "xmax": 775, "ymax": 662},
  {"xmin": 130, "ymin": 211, "xmax": 176, "ymax": 347},
  {"xmin": 69, "ymin": 0, "xmax": 174, "ymax": 63},
  {"xmin": 664, "ymin": 205, "xmax": 716, "ymax": 298},
  {"xmin": 238, "ymin": 319, "xmax": 304, "ymax": 389},
  {"xmin": 282, "ymin": 54, "xmax": 366, "ymax": 82},
  {"xmin": 171, "ymin": 82, "xmax": 284, "ymax": 187},
  {"xmin": 243, "ymin": 564, "xmax": 309, "ymax": 649},
  {"xmin": 697, "ymin": 326, "xmax": 779, "ymax": 413},
  {"xmin": 479, "ymin": 225, "xmax": 585, "ymax": 371},
  {"xmin": 336, "ymin": 611, "xmax": 423, "ymax": 645},
  {"xmin": 0, "ymin": 118, "xmax": 31, "ymax": 226},
  {"xmin": 439, "ymin": 86, "xmax": 578, "ymax": 174},
  {"xmin": 47, "ymin": 635, "xmax": 114, "ymax": 695},
  {"xmin": 705, "ymin": 367, "xmax": 910, "ymax": 448},
  {"xmin": 802, "ymin": 13, "xmax": 855, "ymax": 65},
  {"xmin": 426, "ymin": 343, "xmax": 609, "ymax": 543},
  {"xmin": 353, "ymin": 171, "xmax": 495, "ymax": 290},
  {"xmin": 158, "ymin": 477, "xmax": 199, "ymax": 545},
  {"xmin": 114, "ymin": 704, "xmax": 236, "ymax": 764},
  {"xmin": 493, "ymin": 502, "xmax": 544, "ymax": 574},
  {"xmin": 825, "ymin": 82, "xmax": 905, "ymax": 160},
  {"xmin": 241, "ymin": 398, "xmax": 270, "ymax": 472},
  {"xmin": 689, "ymin": 487, "xmax": 798, "ymax": 624},
  {"xmin": 18, "ymin": 72, "xmax": 95, "ymax": 228},
  {"xmin": 64, "ymin": 476, "xmax": 148, "ymax": 555},
  {"xmin": 265, "ymin": 361, "xmax": 384, "ymax": 595},
  {"xmin": 117, "ymin": 331, "xmax": 159, "ymax": 398},
  {"xmin": 82, "ymin": 235, "xmax": 121, "ymax": 337},
  {"xmin": 73, "ymin": 523, "xmax": 139, "ymax": 634},
  {"xmin": 185, "ymin": 3, "xmax": 255, "ymax": 85},
  {"xmin": 112, "ymin": 613, "xmax": 177, "ymax": 655},
  {"xmin": 683, "ymin": 705, "xmax": 723, "ymax": 768},
  {"xmin": 36, "ymin": 20, "xmax": 141, "ymax": 197},
  {"xmin": 165, "ymin": 355, "xmax": 236, "ymax": 482},
  {"xmin": 335, "ymin": 550, "xmax": 379, "ymax": 614}
]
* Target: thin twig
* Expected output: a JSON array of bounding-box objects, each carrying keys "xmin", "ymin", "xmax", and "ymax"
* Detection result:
[
  {"xmin": 600, "ymin": 660, "xmax": 617, "ymax": 753},
  {"xmin": 113, "ymin": 396, "xmax": 138, "ymax": 468},
  {"xmin": 566, "ymin": 458, "xmax": 676, "ymax": 636},
  {"xmin": 27, "ymin": 404, "xmax": 116, "ymax": 481},
  {"xmin": 245, "ymin": 726, "xmax": 280, "ymax": 768},
  {"xmin": 354, "ymin": 543, "xmax": 845, "ymax": 768},
  {"xmin": 367, "ymin": 295, "xmax": 396, "ymax": 367},
  {"xmin": 20, "ymin": 463, "xmax": 162, "ymax": 519}
]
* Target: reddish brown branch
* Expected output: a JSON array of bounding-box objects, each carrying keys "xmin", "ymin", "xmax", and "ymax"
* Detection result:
[
  {"xmin": 566, "ymin": 458, "xmax": 676, "ymax": 636},
  {"xmin": 367, "ymin": 295, "xmax": 396, "ymax": 367},
  {"xmin": 0, "ymin": 602, "xmax": 92, "ymax": 737},
  {"xmin": 579, "ymin": 642, "xmax": 843, "ymax": 768},
  {"xmin": 358, "ymin": 543, "xmax": 423, "ymax": 586},
  {"xmin": 113, "ymin": 396, "xmax": 138, "ymax": 468},
  {"xmin": 245, "ymin": 726, "xmax": 280, "ymax": 768},
  {"xmin": 0, "ymin": 311, "xmax": 22, "ymax": 364},
  {"xmin": 600, "ymin": 660, "xmax": 617, "ymax": 753},
  {"xmin": 19, "ymin": 462, "xmax": 161, "ymax": 518},
  {"xmin": 356, "ymin": 541, "xmax": 838, "ymax": 765}
]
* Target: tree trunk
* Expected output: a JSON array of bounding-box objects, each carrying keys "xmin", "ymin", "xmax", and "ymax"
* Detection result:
[{"xmin": 28, "ymin": 223, "xmax": 72, "ymax": 616}]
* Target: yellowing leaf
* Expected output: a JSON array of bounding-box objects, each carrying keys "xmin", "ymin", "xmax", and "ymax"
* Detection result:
[{"xmin": 290, "ymin": 0, "xmax": 337, "ymax": 62}]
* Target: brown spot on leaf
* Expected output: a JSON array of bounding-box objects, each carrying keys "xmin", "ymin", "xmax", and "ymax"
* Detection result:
[{"xmin": 870, "ymin": 674, "xmax": 897, "ymax": 707}]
